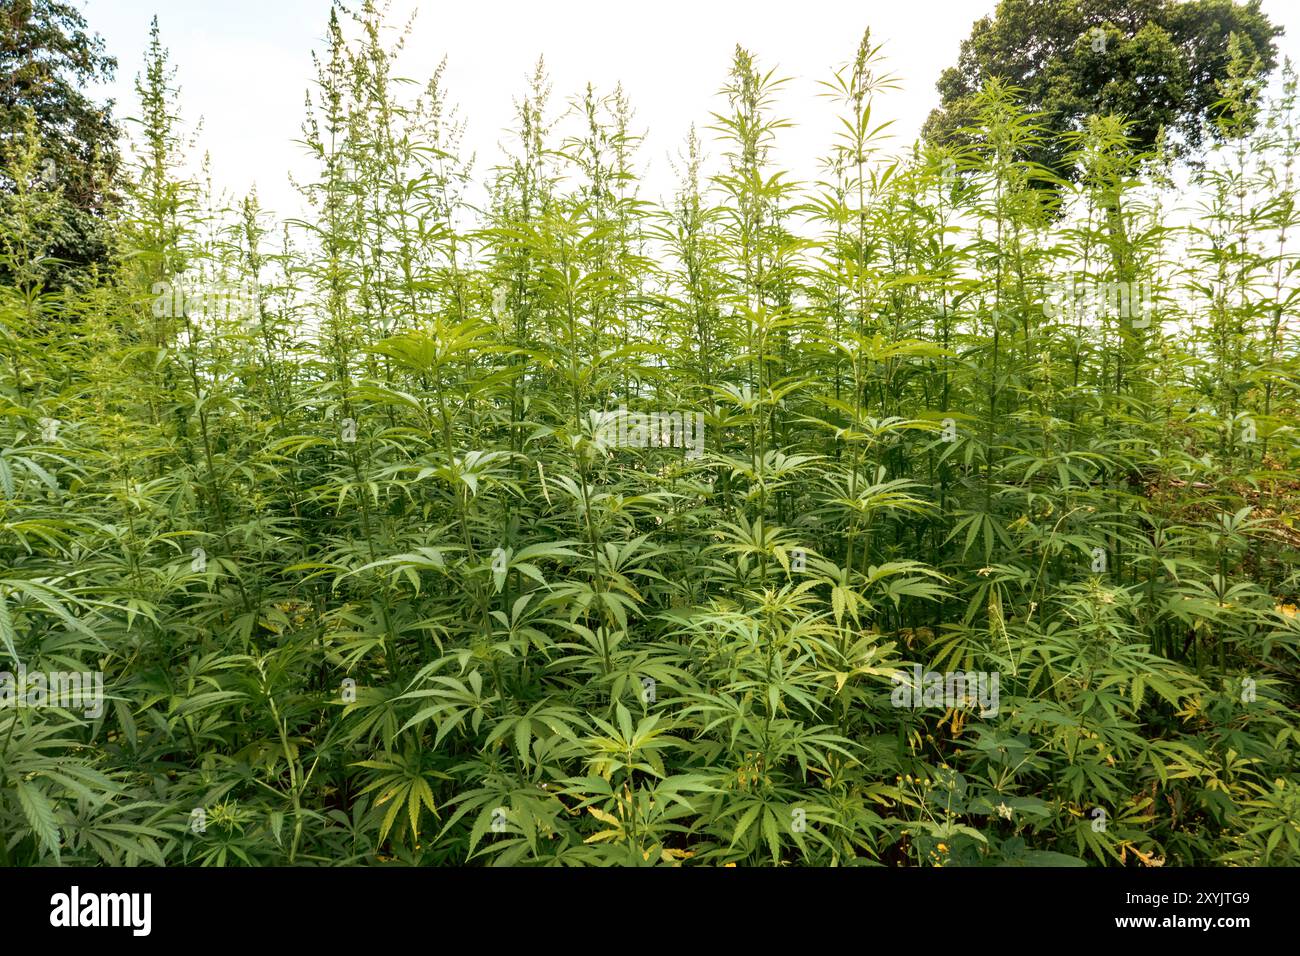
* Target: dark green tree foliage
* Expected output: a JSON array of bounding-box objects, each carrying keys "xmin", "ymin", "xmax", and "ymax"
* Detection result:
[
  {"xmin": 0, "ymin": 0, "xmax": 119, "ymax": 289},
  {"xmin": 924, "ymin": 0, "xmax": 1281, "ymax": 178}
]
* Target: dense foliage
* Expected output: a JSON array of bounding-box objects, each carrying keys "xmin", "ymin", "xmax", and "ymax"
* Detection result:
[
  {"xmin": 0, "ymin": 0, "xmax": 120, "ymax": 290},
  {"xmin": 1, "ymin": 3, "xmax": 1297, "ymax": 867},
  {"xmin": 924, "ymin": 0, "xmax": 1281, "ymax": 181}
]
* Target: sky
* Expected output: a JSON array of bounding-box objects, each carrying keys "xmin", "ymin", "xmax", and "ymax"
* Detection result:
[{"xmin": 81, "ymin": 0, "xmax": 1300, "ymax": 220}]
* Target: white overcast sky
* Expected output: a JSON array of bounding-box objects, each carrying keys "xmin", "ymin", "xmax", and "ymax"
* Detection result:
[{"xmin": 81, "ymin": 0, "xmax": 1300, "ymax": 219}]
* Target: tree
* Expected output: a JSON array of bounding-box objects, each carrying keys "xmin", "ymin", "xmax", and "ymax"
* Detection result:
[
  {"xmin": 923, "ymin": 0, "xmax": 1281, "ymax": 177},
  {"xmin": 0, "ymin": 0, "xmax": 120, "ymax": 289}
]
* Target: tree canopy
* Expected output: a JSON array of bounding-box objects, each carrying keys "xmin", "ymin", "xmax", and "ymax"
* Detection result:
[
  {"xmin": 0, "ymin": 0, "xmax": 120, "ymax": 289},
  {"xmin": 923, "ymin": 0, "xmax": 1281, "ymax": 174}
]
